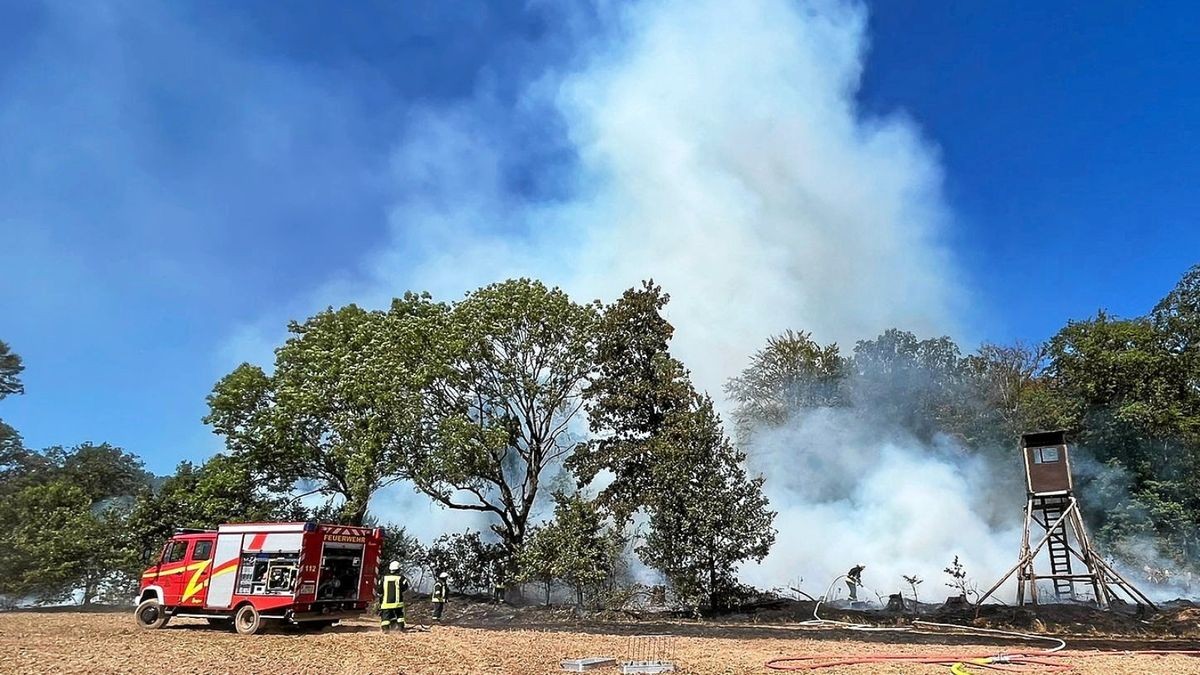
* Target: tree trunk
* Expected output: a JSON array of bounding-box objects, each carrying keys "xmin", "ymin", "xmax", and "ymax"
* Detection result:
[
  {"xmin": 343, "ymin": 497, "xmax": 368, "ymax": 526},
  {"xmin": 708, "ymin": 564, "xmax": 717, "ymax": 612}
]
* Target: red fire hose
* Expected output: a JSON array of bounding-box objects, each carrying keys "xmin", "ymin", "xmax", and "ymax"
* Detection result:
[
  {"xmin": 766, "ymin": 652, "xmax": 1070, "ymax": 672},
  {"xmin": 766, "ymin": 649, "xmax": 1200, "ymax": 672}
]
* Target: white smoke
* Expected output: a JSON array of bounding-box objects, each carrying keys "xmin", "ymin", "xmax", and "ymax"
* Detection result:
[
  {"xmin": 317, "ymin": 0, "xmax": 967, "ymax": 399},
  {"xmin": 739, "ymin": 408, "xmax": 1025, "ymax": 603},
  {"xmin": 227, "ymin": 0, "xmax": 1000, "ymax": 586}
]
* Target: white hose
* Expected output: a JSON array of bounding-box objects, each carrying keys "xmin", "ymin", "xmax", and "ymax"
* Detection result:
[
  {"xmin": 794, "ymin": 574, "xmax": 1069, "ymax": 652},
  {"xmin": 911, "ymin": 620, "xmax": 1067, "ymax": 653}
]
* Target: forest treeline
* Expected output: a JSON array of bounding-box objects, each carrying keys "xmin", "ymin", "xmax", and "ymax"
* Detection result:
[{"xmin": 2, "ymin": 265, "xmax": 1198, "ymax": 609}]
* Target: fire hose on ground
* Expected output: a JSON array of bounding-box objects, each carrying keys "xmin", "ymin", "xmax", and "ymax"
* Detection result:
[{"xmin": 764, "ymin": 575, "xmax": 1200, "ymax": 673}]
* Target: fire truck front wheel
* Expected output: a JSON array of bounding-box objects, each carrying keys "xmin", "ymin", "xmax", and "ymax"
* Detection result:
[
  {"xmin": 134, "ymin": 599, "xmax": 170, "ymax": 630},
  {"xmin": 234, "ymin": 605, "xmax": 265, "ymax": 635}
]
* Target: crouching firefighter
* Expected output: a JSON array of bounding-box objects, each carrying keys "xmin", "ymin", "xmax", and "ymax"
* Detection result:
[
  {"xmin": 431, "ymin": 572, "xmax": 449, "ymax": 622},
  {"xmin": 378, "ymin": 561, "xmax": 408, "ymax": 631}
]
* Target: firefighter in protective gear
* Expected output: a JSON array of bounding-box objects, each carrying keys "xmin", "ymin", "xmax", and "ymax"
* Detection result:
[
  {"xmin": 378, "ymin": 561, "xmax": 408, "ymax": 631},
  {"xmin": 491, "ymin": 566, "xmax": 505, "ymax": 604},
  {"xmin": 431, "ymin": 572, "xmax": 449, "ymax": 622},
  {"xmin": 846, "ymin": 564, "xmax": 865, "ymax": 602}
]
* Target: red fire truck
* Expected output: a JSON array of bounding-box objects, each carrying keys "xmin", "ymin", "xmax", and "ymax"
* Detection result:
[{"xmin": 134, "ymin": 521, "xmax": 383, "ymax": 635}]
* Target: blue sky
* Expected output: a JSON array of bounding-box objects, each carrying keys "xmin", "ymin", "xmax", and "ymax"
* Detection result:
[{"xmin": 2, "ymin": 0, "xmax": 1197, "ymax": 476}]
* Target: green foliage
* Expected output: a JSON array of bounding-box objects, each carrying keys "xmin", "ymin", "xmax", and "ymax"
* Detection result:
[
  {"xmin": 726, "ymin": 329, "xmax": 846, "ymax": 442},
  {"xmin": 125, "ymin": 453, "xmax": 301, "ymax": 573},
  {"xmin": 424, "ymin": 531, "xmax": 504, "ymax": 595},
  {"xmin": 1152, "ymin": 263, "xmax": 1200, "ymax": 359},
  {"xmin": 577, "ymin": 283, "xmax": 775, "ymax": 609},
  {"xmin": 572, "ymin": 281, "xmax": 695, "ymax": 521},
  {"xmin": 517, "ymin": 492, "xmax": 625, "ymax": 606},
  {"xmin": 205, "ymin": 305, "xmax": 410, "ymax": 525},
  {"xmin": 850, "ymin": 329, "xmax": 969, "ymax": 441},
  {"xmin": 394, "ymin": 279, "xmax": 598, "ymax": 556},
  {"xmin": 0, "ymin": 340, "xmax": 23, "ymax": 400},
  {"xmin": 47, "ymin": 442, "xmax": 152, "ymax": 503},
  {"xmin": 0, "ymin": 482, "xmax": 95, "ymax": 604},
  {"xmin": 1042, "ymin": 302, "xmax": 1200, "ymax": 564},
  {"xmin": 638, "ymin": 394, "xmax": 776, "ymax": 612},
  {"xmin": 373, "ymin": 522, "xmax": 427, "ymax": 581},
  {"xmin": 0, "ymin": 443, "xmax": 152, "ymax": 606}
]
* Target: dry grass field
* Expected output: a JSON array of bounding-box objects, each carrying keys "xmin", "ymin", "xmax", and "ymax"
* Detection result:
[{"xmin": 3, "ymin": 610, "xmax": 1200, "ymax": 674}]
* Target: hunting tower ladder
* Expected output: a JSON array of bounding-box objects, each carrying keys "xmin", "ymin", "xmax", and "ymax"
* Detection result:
[{"xmin": 977, "ymin": 431, "xmax": 1155, "ymax": 610}]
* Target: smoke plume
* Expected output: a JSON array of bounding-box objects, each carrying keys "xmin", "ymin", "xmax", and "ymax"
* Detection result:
[
  {"xmin": 739, "ymin": 407, "xmax": 1025, "ymax": 602},
  {"xmin": 233, "ymin": 0, "xmax": 999, "ymax": 585},
  {"xmin": 323, "ymin": 0, "xmax": 967, "ymax": 398}
]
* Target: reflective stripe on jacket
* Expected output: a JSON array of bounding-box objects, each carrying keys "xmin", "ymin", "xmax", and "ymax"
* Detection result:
[
  {"xmin": 432, "ymin": 581, "xmax": 447, "ymax": 603},
  {"xmin": 380, "ymin": 575, "xmax": 406, "ymax": 609}
]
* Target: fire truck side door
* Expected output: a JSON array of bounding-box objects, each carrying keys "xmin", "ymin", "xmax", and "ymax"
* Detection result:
[
  {"xmin": 205, "ymin": 533, "xmax": 243, "ymax": 609},
  {"xmin": 181, "ymin": 538, "xmax": 216, "ymax": 607},
  {"xmin": 157, "ymin": 539, "xmax": 190, "ymax": 606}
]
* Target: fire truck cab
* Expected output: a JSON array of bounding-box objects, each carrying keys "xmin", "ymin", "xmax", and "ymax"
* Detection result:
[{"xmin": 135, "ymin": 521, "xmax": 383, "ymax": 635}]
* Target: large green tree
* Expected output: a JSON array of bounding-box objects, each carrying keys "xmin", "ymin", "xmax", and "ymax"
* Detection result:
[
  {"xmin": 638, "ymin": 394, "xmax": 776, "ymax": 612},
  {"xmin": 575, "ymin": 282, "xmax": 775, "ymax": 608},
  {"xmin": 0, "ymin": 443, "xmax": 151, "ymax": 606},
  {"xmin": 392, "ymin": 279, "xmax": 598, "ymax": 557},
  {"xmin": 725, "ymin": 329, "xmax": 846, "ymax": 443},
  {"xmin": 0, "ymin": 481, "xmax": 96, "ymax": 605},
  {"xmin": 205, "ymin": 305, "xmax": 409, "ymax": 525},
  {"xmin": 570, "ymin": 281, "xmax": 693, "ymax": 521}
]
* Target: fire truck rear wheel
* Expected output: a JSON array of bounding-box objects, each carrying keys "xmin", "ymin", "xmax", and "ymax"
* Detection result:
[
  {"xmin": 234, "ymin": 605, "xmax": 265, "ymax": 635},
  {"xmin": 134, "ymin": 599, "xmax": 170, "ymax": 630}
]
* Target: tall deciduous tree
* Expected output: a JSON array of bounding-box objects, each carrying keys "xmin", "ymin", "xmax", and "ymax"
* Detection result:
[
  {"xmin": 205, "ymin": 305, "xmax": 410, "ymax": 525},
  {"xmin": 392, "ymin": 279, "xmax": 597, "ymax": 557},
  {"xmin": 571, "ymin": 281, "xmax": 693, "ymax": 521},
  {"xmin": 576, "ymin": 282, "xmax": 775, "ymax": 608},
  {"xmin": 0, "ymin": 443, "xmax": 151, "ymax": 606},
  {"xmin": 725, "ymin": 329, "xmax": 846, "ymax": 443},
  {"xmin": 851, "ymin": 329, "xmax": 967, "ymax": 441},
  {"xmin": 0, "ymin": 481, "xmax": 95, "ymax": 604},
  {"xmin": 639, "ymin": 394, "xmax": 776, "ymax": 612}
]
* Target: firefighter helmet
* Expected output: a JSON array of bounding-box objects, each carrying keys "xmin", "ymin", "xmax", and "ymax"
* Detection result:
[
  {"xmin": 388, "ymin": 561, "xmax": 401, "ymax": 572},
  {"xmin": 439, "ymin": 572, "xmax": 449, "ymax": 579}
]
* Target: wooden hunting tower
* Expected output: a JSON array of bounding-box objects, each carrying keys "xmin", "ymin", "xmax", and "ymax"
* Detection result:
[
  {"xmin": 977, "ymin": 431, "xmax": 1154, "ymax": 609},
  {"xmin": 1022, "ymin": 430, "xmax": 1072, "ymax": 494}
]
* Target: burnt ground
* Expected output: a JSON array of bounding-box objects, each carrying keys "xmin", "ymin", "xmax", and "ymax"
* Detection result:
[
  {"xmin": 3, "ymin": 597, "xmax": 1199, "ymax": 674},
  {"xmin": 446, "ymin": 594, "xmax": 1200, "ymax": 643}
]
